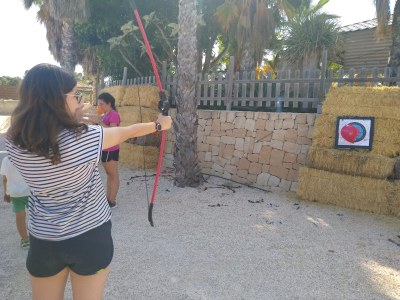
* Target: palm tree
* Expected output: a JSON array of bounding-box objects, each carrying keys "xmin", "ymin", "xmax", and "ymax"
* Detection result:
[
  {"xmin": 173, "ymin": 0, "xmax": 203, "ymax": 187},
  {"xmin": 281, "ymin": 11, "xmax": 340, "ymax": 72},
  {"xmin": 375, "ymin": 0, "xmax": 400, "ymax": 74},
  {"xmin": 23, "ymin": 0, "xmax": 89, "ymax": 73},
  {"xmin": 214, "ymin": 0, "xmax": 277, "ymax": 71}
]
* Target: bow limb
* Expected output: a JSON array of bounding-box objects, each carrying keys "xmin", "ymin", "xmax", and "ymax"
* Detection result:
[{"xmin": 130, "ymin": 0, "xmax": 170, "ymax": 226}]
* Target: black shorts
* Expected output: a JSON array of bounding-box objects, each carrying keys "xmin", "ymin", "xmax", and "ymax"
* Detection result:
[
  {"xmin": 27, "ymin": 221, "xmax": 113, "ymax": 277},
  {"xmin": 101, "ymin": 149, "xmax": 119, "ymax": 163}
]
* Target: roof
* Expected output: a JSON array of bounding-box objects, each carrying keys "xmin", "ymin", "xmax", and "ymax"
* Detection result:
[{"xmin": 340, "ymin": 15, "xmax": 393, "ymax": 33}]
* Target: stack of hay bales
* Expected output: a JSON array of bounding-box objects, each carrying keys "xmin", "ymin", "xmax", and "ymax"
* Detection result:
[
  {"xmin": 99, "ymin": 85, "xmax": 164, "ymax": 169},
  {"xmin": 297, "ymin": 87, "xmax": 400, "ymax": 217}
]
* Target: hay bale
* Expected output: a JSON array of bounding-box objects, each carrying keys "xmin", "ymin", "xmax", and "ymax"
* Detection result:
[
  {"xmin": 118, "ymin": 106, "xmax": 159, "ymax": 125},
  {"xmin": 312, "ymin": 114, "xmax": 400, "ymax": 157},
  {"xmin": 99, "ymin": 86, "xmax": 126, "ymax": 107},
  {"xmin": 307, "ymin": 146, "xmax": 396, "ymax": 179},
  {"xmin": 297, "ymin": 167, "xmax": 392, "ymax": 215},
  {"xmin": 323, "ymin": 87, "xmax": 400, "ymax": 120},
  {"xmin": 122, "ymin": 86, "xmax": 162, "ymax": 108},
  {"xmin": 119, "ymin": 142, "xmax": 159, "ymax": 169}
]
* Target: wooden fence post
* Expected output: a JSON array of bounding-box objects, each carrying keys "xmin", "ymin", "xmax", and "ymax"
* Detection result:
[
  {"xmin": 122, "ymin": 67, "xmax": 128, "ymax": 86},
  {"xmin": 225, "ymin": 56, "xmax": 235, "ymax": 111}
]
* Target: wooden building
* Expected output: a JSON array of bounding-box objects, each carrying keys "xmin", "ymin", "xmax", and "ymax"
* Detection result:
[{"xmin": 341, "ymin": 17, "xmax": 392, "ymax": 71}]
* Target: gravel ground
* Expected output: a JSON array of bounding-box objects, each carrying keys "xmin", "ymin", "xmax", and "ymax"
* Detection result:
[{"xmin": 0, "ymin": 116, "xmax": 399, "ymax": 300}]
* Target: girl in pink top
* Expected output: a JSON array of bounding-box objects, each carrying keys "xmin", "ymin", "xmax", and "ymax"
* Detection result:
[{"xmin": 97, "ymin": 93, "xmax": 121, "ymax": 208}]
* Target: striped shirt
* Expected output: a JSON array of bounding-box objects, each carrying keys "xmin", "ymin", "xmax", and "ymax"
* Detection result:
[{"xmin": 6, "ymin": 125, "xmax": 111, "ymax": 241}]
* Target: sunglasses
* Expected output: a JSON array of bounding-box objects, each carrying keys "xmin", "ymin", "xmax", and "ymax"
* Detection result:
[{"xmin": 64, "ymin": 92, "xmax": 83, "ymax": 103}]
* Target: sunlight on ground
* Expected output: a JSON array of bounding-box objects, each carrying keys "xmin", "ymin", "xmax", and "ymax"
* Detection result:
[
  {"xmin": 362, "ymin": 260, "xmax": 400, "ymax": 299},
  {"xmin": 306, "ymin": 216, "xmax": 330, "ymax": 227},
  {"xmin": 0, "ymin": 116, "xmax": 10, "ymax": 133}
]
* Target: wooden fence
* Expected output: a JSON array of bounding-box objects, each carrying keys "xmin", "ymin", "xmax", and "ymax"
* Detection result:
[{"xmin": 105, "ymin": 50, "xmax": 400, "ymax": 112}]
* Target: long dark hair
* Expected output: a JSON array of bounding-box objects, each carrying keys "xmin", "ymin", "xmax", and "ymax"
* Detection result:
[
  {"xmin": 98, "ymin": 92, "xmax": 117, "ymax": 111},
  {"xmin": 7, "ymin": 63, "xmax": 88, "ymax": 164}
]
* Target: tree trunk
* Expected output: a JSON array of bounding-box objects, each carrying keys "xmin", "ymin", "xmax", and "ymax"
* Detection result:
[
  {"xmin": 240, "ymin": 40, "xmax": 255, "ymax": 72},
  {"xmin": 174, "ymin": 0, "xmax": 203, "ymax": 187},
  {"xmin": 388, "ymin": 0, "xmax": 400, "ymax": 76},
  {"xmin": 60, "ymin": 20, "xmax": 78, "ymax": 74}
]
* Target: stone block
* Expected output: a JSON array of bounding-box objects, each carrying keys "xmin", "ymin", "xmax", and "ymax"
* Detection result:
[
  {"xmin": 279, "ymin": 179, "xmax": 292, "ymax": 191},
  {"xmin": 198, "ymin": 110, "xmax": 212, "ymax": 119},
  {"xmin": 267, "ymin": 175, "xmax": 280, "ymax": 187},
  {"xmin": 244, "ymin": 137, "xmax": 255, "ymax": 153},
  {"xmin": 237, "ymin": 169, "xmax": 249, "ymax": 178},
  {"xmin": 272, "ymin": 130, "xmax": 285, "ymax": 141},
  {"xmin": 206, "ymin": 136, "xmax": 221, "ymax": 146},
  {"xmin": 213, "ymin": 162, "xmax": 224, "ymax": 173},
  {"xmin": 284, "ymin": 152, "xmax": 297, "ymax": 163},
  {"xmin": 282, "ymin": 119, "xmax": 295, "ymax": 129},
  {"xmin": 269, "ymin": 165, "xmax": 289, "ymax": 179},
  {"xmin": 211, "ymin": 145, "xmax": 219, "ymax": 156},
  {"xmin": 214, "ymin": 156, "xmax": 228, "ymax": 167},
  {"xmin": 220, "ymin": 111, "xmax": 227, "ymax": 123},
  {"xmin": 249, "ymin": 162, "xmax": 262, "ymax": 175},
  {"xmin": 232, "ymin": 128, "xmax": 247, "ymax": 138},
  {"xmin": 223, "ymin": 144, "xmax": 235, "ymax": 159},
  {"xmin": 283, "ymin": 141, "xmax": 301, "ymax": 154},
  {"xmin": 235, "ymin": 138, "xmax": 245, "ymax": 151},
  {"xmin": 245, "ymin": 119, "xmax": 256, "ymax": 131},
  {"xmin": 270, "ymin": 139, "xmax": 283, "ymax": 150},
  {"xmin": 224, "ymin": 164, "xmax": 238, "ymax": 175},
  {"xmin": 259, "ymin": 146, "xmax": 272, "ymax": 164},
  {"xmin": 234, "ymin": 116, "xmax": 246, "ymax": 128},
  {"xmin": 248, "ymin": 154, "xmax": 259, "ymax": 162},
  {"xmin": 221, "ymin": 136, "xmax": 236, "ymax": 145},
  {"xmin": 234, "ymin": 150, "xmax": 244, "ymax": 158},
  {"xmin": 197, "ymin": 143, "xmax": 210, "ymax": 152},
  {"xmin": 284, "ymin": 129, "xmax": 298, "ymax": 143},
  {"xmin": 274, "ymin": 119, "xmax": 283, "ymax": 129},
  {"xmin": 270, "ymin": 149, "xmax": 284, "ymax": 166},
  {"xmin": 265, "ymin": 120, "xmax": 275, "ymax": 131},
  {"xmin": 295, "ymin": 114, "xmax": 307, "ymax": 124},
  {"xmin": 297, "ymin": 124, "xmax": 309, "ymax": 137},
  {"xmin": 297, "ymin": 136, "xmax": 312, "ymax": 145},
  {"xmin": 227, "ymin": 111, "xmax": 236, "ymax": 122},
  {"xmin": 255, "ymin": 119, "xmax": 266, "ymax": 130},
  {"xmin": 256, "ymin": 173, "xmax": 271, "ymax": 186},
  {"xmin": 307, "ymin": 127, "xmax": 314, "ymax": 139},
  {"xmin": 253, "ymin": 142, "xmax": 263, "ymax": 154},
  {"xmin": 269, "ymin": 113, "xmax": 279, "ymax": 121},
  {"xmin": 306, "ymin": 114, "xmax": 316, "ymax": 125},
  {"xmin": 290, "ymin": 182, "xmax": 298, "ymax": 192},
  {"xmin": 211, "ymin": 119, "xmax": 221, "ymax": 132},
  {"xmin": 238, "ymin": 157, "xmax": 251, "ymax": 170},
  {"xmin": 221, "ymin": 122, "xmax": 235, "ymax": 131},
  {"xmin": 204, "ymin": 152, "xmax": 212, "ymax": 161},
  {"xmin": 255, "ymin": 130, "xmax": 272, "ymax": 143}
]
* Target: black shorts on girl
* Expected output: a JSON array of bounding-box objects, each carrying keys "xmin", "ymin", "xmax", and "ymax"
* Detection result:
[
  {"xmin": 26, "ymin": 220, "xmax": 113, "ymax": 277},
  {"xmin": 101, "ymin": 149, "xmax": 119, "ymax": 162}
]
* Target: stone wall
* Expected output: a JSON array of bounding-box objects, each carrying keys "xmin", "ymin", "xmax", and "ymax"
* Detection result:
[{"xmin": 163, "ymin": 110, "xmax": 316, "ymax": 192}]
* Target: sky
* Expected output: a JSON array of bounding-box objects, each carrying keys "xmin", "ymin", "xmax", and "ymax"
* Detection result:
[{"xmin": 0, "ymin": 0, "xmax": 395, "ymax": 78}]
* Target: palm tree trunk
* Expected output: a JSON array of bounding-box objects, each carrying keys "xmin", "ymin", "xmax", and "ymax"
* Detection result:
[
  {"xmin": 174, "ymin": 0, "xmax": 203, "ymax": 187},
  {"xmin": 388, "ymin": 0, "xmax": 400, "ymax": 76},
  {"xmin": 60, "ymin": 20, "xmax": 78, "ymax": 73}
]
